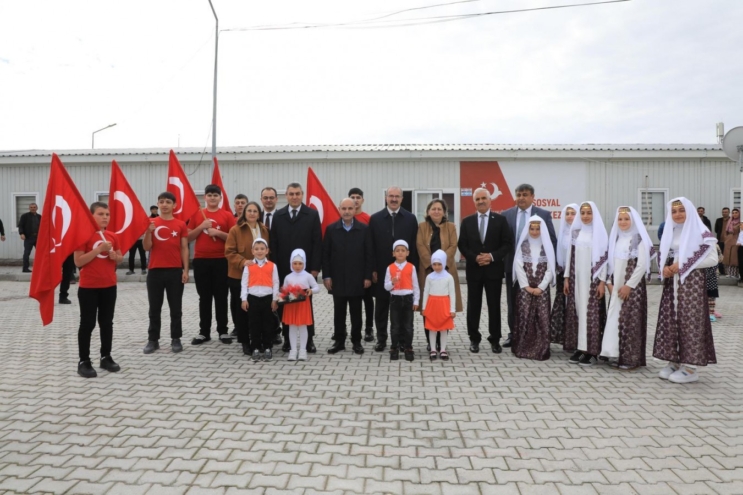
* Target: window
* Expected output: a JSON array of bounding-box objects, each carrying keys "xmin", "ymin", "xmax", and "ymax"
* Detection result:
[
  {"xmin": 637, "ymin": 189, "xmax": 667, "ymax": 227},
  {"xmin": 13, "ymin": 193, "xmax": 38, "ymax": 230},
  {"xmin": 194, "ymin": 190, "xmax": 205, "ymax": 208},
  {"xmin": 275, "ymin": 190, "xmax": 288, "ymax": 211},
  {"xmin": 732, "ymin": 188, "xmax": 740, "ymax": 210},
  {"xmin": 95, "ymin": 191, "xmax": 109, "ymax": 205}
]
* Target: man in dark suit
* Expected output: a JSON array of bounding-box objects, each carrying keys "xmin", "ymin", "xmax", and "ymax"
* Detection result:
[
  {"xmin": 697, "ymin": 206, "xmax": 711, "ymax": 231},
  {"xmin": 458, "ymin": 187, "xmax": 513, "ymax": 353},
  {"xmin": 715, "ymin": 207, "xmax": 730, "ymax": 276},
  {"xmin": 368, "ymin": 186, "xmax": 418, "ymax": 352},
  {"xmin": 501, "ymin": 184, "xmax": 557, "ymax": 347},
  {"xmin": 322, "ymin": 198, "xmax": 373, "ymax": 355},
  {"xmin": 269, "ymin": 182, "xmax": 322, "ymax": 353}
]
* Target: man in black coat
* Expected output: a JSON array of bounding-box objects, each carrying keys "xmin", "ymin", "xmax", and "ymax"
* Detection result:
[
  {"xmin": 715, "ymin": 207, "xmax": 730, "ymax": 275},
  {"xmin": 269, "ymin": 182, "xmax": 323, "ymax": 353},
  {"xmin": 458, "ymin": 187, "xmax": 513, "ymax": 354},
  {"xmin": 368, "ymin": 186, "xmax": 418, "ymax": 352},
  {"xmin": 18, "ymin": 203, "xmax": 41, "ymax": 273},
  {"xmin": 322, "ymin": 198, "xmax": 373, "ymax": 355}
]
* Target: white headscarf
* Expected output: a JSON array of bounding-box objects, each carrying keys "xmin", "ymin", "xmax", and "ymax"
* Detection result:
[
  {"xmin": 556, "ymin": 203, "xmax": 579, "ymax": 270},
  {"xmin": 607, "ymin": 206, "xmax": 653, "ymax": 277},
  {"xmin": 393, "ymin": 240, "xmax": 409, "ymax": 250},
  {"xmin": 659, "ymin": 196, "xmax": 716, "ymax": 283},
  {"xmin": 290, "ymin": 248, "xmax": 306, "ymax": 272},
  {"xmin": 570, "ymin": 201, "xmax": 609, "ymax": 280},
  {"xmin": 513, "ymin": 215, "xmax": 556, "ymax": 286},
  {"xmin": 428, "ymin": 249, "xmax": 449, "ymax": 281},
  {"xmin": 252, "ymin": 238, "xmax": 268, "ymax": 249}
]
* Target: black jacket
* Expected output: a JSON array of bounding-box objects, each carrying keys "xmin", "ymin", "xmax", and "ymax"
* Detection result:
[
  {"xmin": 269, "ymin": 204, "xmax": 322, "ymax": 281},
  {"xmin": 458, "ymin": 211, "xmax": 513, "ymax": 281},
  {"xmin": 322, "ymin": 220, "xmax": 373, "ymax": 297},
  {"xmin": 715, "ymin": 216, "xmax": 728, "ymax": 241},
  {"xmin": 701, "ymin": 215, "xmax": 711, "ymax": 231},
  {"xmin": 18, "ymin": 212, "xmax": 41, "ymax": 237},
  {"xmin": 368, "ymin": 207, "xmax": 419, "ymax": 297}
]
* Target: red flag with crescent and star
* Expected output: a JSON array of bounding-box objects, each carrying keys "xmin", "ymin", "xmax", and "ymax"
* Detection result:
[
  {"xmin": 459, "ymin": 161, "xmax": 515, "ymax": 218},
  {"xmin": 306, "ymin": 167, "xmax": 341, "ymax": 237},
  {"xmin": 167, "ymin": 150, "xmax": 202, "ymax": 223},
  {"xmin": 109, "ymin": 160, "xmax": 151, "ymax": 255},
  {"xmin": 29, "ymin": 154, "xmax": 99, "ymax": 325},
  {"xmin": 211, "ymin": 157, "xmax": 232, "ymax": 215}
]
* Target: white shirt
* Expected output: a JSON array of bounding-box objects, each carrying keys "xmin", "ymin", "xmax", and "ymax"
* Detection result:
[
  {"xmin": 240, "ymin": 258, "xmax": 280, "ymax": 300},
  {"xmin": 383, "ymin": 261, "xmax": 421, "ymax": 304},
  {"xmin": 388, "ymin": 207, "xmax": 401, "ymax": 216}
]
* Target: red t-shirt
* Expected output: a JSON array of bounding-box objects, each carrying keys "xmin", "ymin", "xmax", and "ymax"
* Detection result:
[
  {"xmin": 355, "ymin": 212, "xmax": 371, "ymax": 224},
  {"xmin": 77, "ymin": 230, "xmax": 120, "ymax": 289},
  {"xmin": 189, "ymin": 208, "xmax": 236, "ymax": 259},
  {"xmin": 149, "ymin": 217, "xmax": 189, "ymax": 269}
]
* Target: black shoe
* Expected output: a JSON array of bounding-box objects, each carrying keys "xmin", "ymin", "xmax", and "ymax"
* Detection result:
[
  {"xmin": 390, "ymin": 348, "xmax": 399, "ymax": 361},
  {"xmin": 282, "ymin": 343, "xmax": 291, "ymax": 353},
  {"xmin": 273, "ymin": 334, "xmax": 283, "ymax": 346},
  {"xmin": 191, "ymin": 335, "xmax": 211, "ymax": 345},
  {"xmin": 77, "ymin": 360, "xmax": 97, "ymax": 378},
  {"xmin": 492, "ymin": 344, "xmax": 502, "ymax": 354},
  {"xmin": 22, "ymin": 269, "xmax": 31, "ymax": 273},
  {"xmin": 469, "ymin": 342, "xmax": 480, "ymax": 353},
  {"xmin": 502, "ymin": 338, "xmax": 512, "ymax": 348},
  {"xmin": 306, "ymin": 339, "xmax": 317, "ymax": 354},
  {"xmin": 328, "ymin": 343, "xmax": 346, "ymax": 354},
  {"xmin": 242, "ymin": 344, "xmax": 252, "ymax": 356},
  {"xmin": 219, "ymin": 334, "xmax": 232, "ymax": 344},
  {"xmin": 100, "ymin": 356, "xmax": 120, "ymax": 372},
  {"xmin": 353, "ymin": 343, "xmax": 364, "ymax": 355},
  {"xmin": 374, "ymin": 342, "xmax": 386, "ymax": 352},
  {"xmin": 59, "ymin": 297, "xmax": 71, "ymax": 305},
  {"xmin": 126, "ymin": 270, "xmax": 135, "ymax": 275},
  {"xmin": 264, "ymin": 349, "xmax": 273, "ymax": 361},
  {"xmin": 568, "ymin": 351, "xmax": 583, "ymax": 364},
  {"xmin": 252, "ymin": 349, "xmax": 262, "ymax": 362},
  {"xmin": 230, "ymin": 329, "xmax": 238, "ymax": 338},
  {"xmin": 364, "ymin": 330, "xmax": 374, "ymax": 342},
  {"xmin": 404, "ymin": 348, "xmax": 415, "ymax": 362},
  {"xmin": 171, "ymin": 339, "xmax": 183, "ymax": 353},
  {"xmin": 578, "ymin": 354, "xmax": 597, "ymax": 367},
  {"xmin": 143, "ymin": 340, "xmax": 159, "ymax": 354}
]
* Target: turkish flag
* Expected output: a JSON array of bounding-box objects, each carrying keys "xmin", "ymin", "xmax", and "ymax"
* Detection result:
[
  {"xmin": 109, "ymin": 160, "xmax": 151, "ymax": 255},
  {"xmin": 167, "ymin": 150, "xmax": 201, "ymax": 223},
  {"xmin": 306, "ymin": 167, "xmax": 340, "ymax": 236},
  {"xmin": 29, "ymin": 154, "xmax": 99, "ymax": 325},
  {"xmin": 211, "ymin": 157, "xmax": 232, "ymax": 215}
]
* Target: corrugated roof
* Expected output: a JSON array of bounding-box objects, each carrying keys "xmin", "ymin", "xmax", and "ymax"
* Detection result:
[{"xmin": 0, "ymin": 143, "xmax": 724, "ymax": 157}]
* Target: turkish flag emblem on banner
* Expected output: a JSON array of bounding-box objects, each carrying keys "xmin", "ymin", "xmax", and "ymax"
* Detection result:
[
  {"xmin": 211, "ymin": 157, "xmax": 232, "ymax": 215},
  {"xmin": 29, "ymin": 154, "xmax": 99, "ymax": 325},
  {"xmin": 306, "ymin": 167, "xmax": 340, "ymax": 236},
  {"xmin": 109, "ymin": 160, "xmax": 151, "ymax": 255},
  {"xmin": 167, "ymin": 150, "xmax": 201, "ymax": 223}
]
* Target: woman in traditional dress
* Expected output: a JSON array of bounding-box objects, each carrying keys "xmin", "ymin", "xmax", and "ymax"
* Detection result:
[
  {"xmin": 512, "ymin": 216, "xmax": 555, "ymax": 361},
  {"xmin": 549, "ymin": 203, "xmax": 578, "ymax": 349},
  {"xmin": 601, "ymin": 206, "xmax": 651, "ymax": 370},
  {"xmin": 653, "ymin": 197, "xmax": 717, "ymax": 383},
  {"xmin": 563, "ymin": 201, "xmax": 608, "ymax": 367},
  {"xmin": 722, "ymin": 208, "xmax": 740, "ymax": 278}
]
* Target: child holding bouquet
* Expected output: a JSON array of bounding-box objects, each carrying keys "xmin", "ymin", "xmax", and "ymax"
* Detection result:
[
  {"xmin": 280, "ymin": 249, "xmax": 320, "ymax": 361},
  {"xmin": 421, "ymin": 249, "xmax": 457, "ymax": 361}
]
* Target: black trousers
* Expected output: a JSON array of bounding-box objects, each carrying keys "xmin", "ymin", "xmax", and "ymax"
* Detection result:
[
  {"xmin": 128, "ymin": 239, "xmax": 147, "ymax": 272},
  {"xmin": 333, "ymin": 295, "xmax": 363, "ymax": 345},
  {"xmin": 22, "ymin": 236, "xmax": 36, "ymax": 271},
  {"xmin": 505, "ymin": 271, "xmax": 517, "ymax": 340},
  {"xmin": 193, "ymin": 258, "xmax": 229, "ymax": 337},
  {"xmin": 389, "ymin": 294, "xmax": 414, "ymax": 349},
  {"xmin": 466, "ymin": 277, "xmax": 503, "ymax": 344},
  {"xmin": 147, "ymin": 268, "xmax": 184, "ymax": 341},
  {"xmin": 718, "ymin": 242, "xmax": 727, "ymax": 275},
  {"xmin": 60, "ymin": 255, "xmax": 75, "ymax": 299},
  {"xmin": 374, "ymin": 290, "xmax": 391, "ymax": 344},
  {"xmin": 77, "ymin": 286, "xmax": 116, "ymax": 362},
  {"xmin": 363, "ymin": 287, "xmax": 374, "ymax": 330},
  {"xmin": 248, "ymin": 294, "xmax": 274, "ymax": 351},
  {"xmin": 228, "ymin": 277, "xmax": 248, "ymax": 344}
]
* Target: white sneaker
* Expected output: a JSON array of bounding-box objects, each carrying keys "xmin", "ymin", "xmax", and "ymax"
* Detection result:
[
  {"xmin": 298, "ymin": 350, "xmax": 308, "ymax": 361},
  {"xmin": 288, "ymin": 350, "xmax": 298, "ymax": 361},
  {"xmin": 658, "ymin": 363, "xmax": 679, "ymax": 380},
  {"xmin": 669, "ymin": 366, "xmax": 699, "ymax": 384}
]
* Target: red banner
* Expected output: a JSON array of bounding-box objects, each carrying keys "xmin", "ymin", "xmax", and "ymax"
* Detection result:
[
  {"xmin": 459, "ymin": 161, "xmax": 515, "ymax": 218},
  {"xmin": 211, "ymin": 157, "xmax": 232, "ymax": 215},
  {"xmin": 109, "ymin": 160, "xmax": 151, "ymax": 255},
  {"xmin": 167, "ymin": 150, "xmax": 201, "ymax": 223},
  {"xmin": 29, "ymin": 154, "xmax": 99, "ymax": 325},
  {"xmin": 306, "ymin": 167, "xmax": 340, "ymax": 236}
]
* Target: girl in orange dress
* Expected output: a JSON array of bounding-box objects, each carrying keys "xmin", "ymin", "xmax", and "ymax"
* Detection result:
[
  {"xmin": 281, "ymin": 249, "xmax": 320, "ymax": 361},
  {"xmin": 421, "ymin": 250, "xmax": 457, "ymax": 361}
]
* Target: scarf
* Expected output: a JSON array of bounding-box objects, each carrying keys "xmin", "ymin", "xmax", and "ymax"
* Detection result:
[{"xmin": 607, "ymin": 206, "xmax": 653, "ymax": 277}]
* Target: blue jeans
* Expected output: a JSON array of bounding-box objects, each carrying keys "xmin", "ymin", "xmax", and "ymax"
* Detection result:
[{"xmin": 22, "ymin": 236, "xmax": 36, "ymax": 271}]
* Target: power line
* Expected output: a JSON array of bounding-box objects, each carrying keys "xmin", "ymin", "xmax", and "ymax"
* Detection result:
[{"xmin": 222, "ymin": 0, "xmax": 630, "ymax": 32}]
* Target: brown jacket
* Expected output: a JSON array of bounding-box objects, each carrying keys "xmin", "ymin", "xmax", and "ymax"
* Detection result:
[
  {"xmin": 225, "ymin": 221, "xmax": 270, "ymax": 280},
  {"xmin": 416, "ymin": 220, "xmax": 463, "ymax": 312},
  {"xmin": 722, "ymin": 222, "xmax": 740, "ymax": 267}
]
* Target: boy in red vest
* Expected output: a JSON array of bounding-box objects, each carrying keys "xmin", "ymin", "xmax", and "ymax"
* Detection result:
[
  {"xmin": 383, "ymin": 240, "xmax": 420, "ymax": 361},
  {"xmin": 241, "ymin": 238, "xmax": 280, "ymax": 361}
]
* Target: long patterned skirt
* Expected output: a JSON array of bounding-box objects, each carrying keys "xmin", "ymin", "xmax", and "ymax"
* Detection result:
[
  {"xmin": 512, "ymin": 260, "xmax": 551, "ymax": 361},
  {"xmin": 616, "ymin": 258, "xmax": 647, "ymax": 368},
  {"xmin": 549, "ymin": 271, "xmax": 567, "ymax": 346}
]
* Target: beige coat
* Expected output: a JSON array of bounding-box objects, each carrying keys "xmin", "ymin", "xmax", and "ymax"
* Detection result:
[
  {"xmin": 224, "ymin": 221, "xmax": 270, "ymax": 280},
  {"xmin": 722, "ymin": 221, "xmax": 740, "ymax": 267},
  {"xmin": 416, "ymin": 220, "xmax": 463, "ymax": 312}
]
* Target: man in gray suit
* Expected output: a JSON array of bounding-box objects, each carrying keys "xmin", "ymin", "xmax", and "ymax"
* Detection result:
[{"xmin": 502, "ymin": 184, "xmax": 557, "ymax": 347}]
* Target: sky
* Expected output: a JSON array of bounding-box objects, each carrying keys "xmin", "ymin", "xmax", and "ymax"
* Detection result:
[{"xmin": 1, "ymin": 0, "xmax": 741, "ymax": 151}]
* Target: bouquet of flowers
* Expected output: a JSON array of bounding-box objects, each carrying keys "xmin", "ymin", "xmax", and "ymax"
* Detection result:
[{"xmin": 277, "ymin": 284, "xmax": 307, "ymax": 305}]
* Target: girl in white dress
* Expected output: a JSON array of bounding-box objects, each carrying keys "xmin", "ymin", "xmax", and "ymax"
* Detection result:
[{"xmin": 421, "ymin": 250, "xmax": 457, "ymax": 361}]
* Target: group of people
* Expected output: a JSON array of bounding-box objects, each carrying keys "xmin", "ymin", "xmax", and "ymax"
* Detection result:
[{"xmin": 66, "ymin": 180, "xmax": 718, "ymax": 385}]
